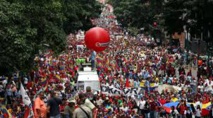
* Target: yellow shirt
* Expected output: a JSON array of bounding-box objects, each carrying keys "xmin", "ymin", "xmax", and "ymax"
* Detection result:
[{"xmin": 171, "ymin": 97, "xmax": 178, "ymax": 102}]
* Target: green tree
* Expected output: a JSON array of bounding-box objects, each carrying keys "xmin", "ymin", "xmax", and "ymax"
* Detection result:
[
  {"xmin": 0, "ymin": 0, "xmax": 101, "ymax": 75},
  {"xmin": 63, "ymin": 0, "xmax": 101, "ymax": 34},
  {"xmin": 109, "ymin": 0, "xmax": 213, "ymax": 39},
  {"xmin": 0, "ymin": 0, "xmax": 36, "ymax": 75},
  {"xmin": 163, "ymin": 0, "xmax": 186, "ymax": 34},
  {"xmin": 108, "ymin": 0, "xmax": 164, "ymax": 35},
  {"xmin": 163, "ymin": 0, "xmax": 213, "ymax": 38}
]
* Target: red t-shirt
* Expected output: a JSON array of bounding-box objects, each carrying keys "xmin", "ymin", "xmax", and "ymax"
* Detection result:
[
  {"xmin": 179, "ymin": 104, "xmax": 187, "ymax": 115},
  {"xmin": 149, "ymin": 101, "xmax": 157, "ymax": 111},
  {"xmin": 159, "ymin": 99, "xmax": 166, "ymax": 105}
]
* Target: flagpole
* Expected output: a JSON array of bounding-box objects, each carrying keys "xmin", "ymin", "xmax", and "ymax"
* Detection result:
[{"xmin": 20, "ymin": 83, "xmax": 34, "ymax": 118}]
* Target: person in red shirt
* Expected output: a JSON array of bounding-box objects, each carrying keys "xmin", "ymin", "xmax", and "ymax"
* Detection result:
[
  {"xmin": 149, "ymin": 99, "xmax": 158, "ymax": 118},
  {"xmin": 159, "ymin": 95, "xmax": 166, "ymax": 105},
  {"xmin": 202, "ymin": 94, "xmax": 210, "ymax": 104},
  {"xmin": 177, "ymin": 100, "xmax": 187, "ymax": 117}
]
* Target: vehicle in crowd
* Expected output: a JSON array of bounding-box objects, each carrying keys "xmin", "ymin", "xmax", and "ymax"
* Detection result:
[{"xmin": 77, "ymin": 63, "xmax": 100, "ymax": 92}]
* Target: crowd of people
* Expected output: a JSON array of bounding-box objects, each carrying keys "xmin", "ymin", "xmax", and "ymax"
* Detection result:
[
  {"xmin": 0, "ymin": 30, "xmax": 213, "ymax": 118},
  {"xmin": 1, "ymin": 1, "xmax": 213, "ymax": 118}
]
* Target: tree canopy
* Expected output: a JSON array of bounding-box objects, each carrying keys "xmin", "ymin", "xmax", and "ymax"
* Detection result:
[
  {"xmin": 109, "ymin": 0, "xmax": 213, "ymax": 39},
  {"xmin": 164, "ymin": 0, "xmax": 213, "ymax": 37},
  {"xmin": 108, "ymin": 0, "xmax": 164, "ymax": 35},
  {"xmin": 0, "ymin": 0, "xmax": 101, "ymax": 75}
]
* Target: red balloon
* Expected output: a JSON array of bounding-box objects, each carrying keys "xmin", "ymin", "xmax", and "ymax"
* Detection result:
[{"xmin": 84, "ymin": 27, "xmax": 110, "ymax": 52}]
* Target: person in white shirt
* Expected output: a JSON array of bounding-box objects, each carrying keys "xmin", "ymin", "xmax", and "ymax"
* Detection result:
[
  {"xmin": 120, "ymin": 103, "xmax": 129, "ymax": 112},
  {"xmin": 24, "ymin": 77, "xmax": 28, "ymax": 86},
  {"xmin": 138, "ymin": 97, "xmax": 146, "ymax": 116},
  {"xmin": 96, "ymin": 97, "xmax": 103, "ymax": 106},
  {"xmin": 2, "ymin": 79, "xmax": 7, "ymax": 88},
  {"xmin": 195, "ymin": 105, "xmax": 202, "ymax": 118}
]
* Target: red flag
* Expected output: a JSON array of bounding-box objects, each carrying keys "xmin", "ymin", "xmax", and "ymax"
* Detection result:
[
  {"xmin": 93, "ymin": 109, "xmax": 98, "ymax": 118},
  {"xmin": 24, "ymin": 107, "xmax": 30, "ymax": 118},
  {"xmin": 125, "ymin": 78, "xmax": 130, "ymax": 88},
  {"xmin": 202, "ymin": 109, "xmax": 209, "ymax": 117},
  {"xmin": 24, "ymin": 106, "xmax": 34, "ymax": 118}
]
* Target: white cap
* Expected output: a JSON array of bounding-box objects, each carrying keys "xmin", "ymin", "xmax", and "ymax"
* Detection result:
[{"xmin": 84, "ymin": 99, "xmax": 95, "ymax": 110}]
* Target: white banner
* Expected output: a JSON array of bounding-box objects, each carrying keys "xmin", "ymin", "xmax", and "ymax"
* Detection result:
[
  {"xmin": 20, "ymin": 83, "xmax": 34, "ymax": 118},
  {"xmin": 156, "ymin": 84, "xmax": 181, "ymax": 94},
  {"xmin": 101, "ymin": 84, "xmax": 142, "ymax": 96},
  {"xmin": 101, "ymin": 85, "xmax": 122, "ymax": 96},
  {"xmin": 20, "ymin": 83, "xmax": 32, "ymax": 107},
  {"xmin": 123, "ymin": 88, "xmax": 142, "ymax": 96}
]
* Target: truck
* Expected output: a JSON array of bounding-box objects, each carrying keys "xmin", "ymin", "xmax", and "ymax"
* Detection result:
[{"xmin": 77, "ymin": 63, "xmax": 100, "ymax": 92}]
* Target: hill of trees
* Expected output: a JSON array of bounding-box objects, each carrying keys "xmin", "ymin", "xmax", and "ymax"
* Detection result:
[{"xmin": 0, "ymin": 0, "xmax": 101, "ymax": 75}]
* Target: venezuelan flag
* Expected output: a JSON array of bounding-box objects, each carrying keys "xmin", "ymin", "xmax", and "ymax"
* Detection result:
[
  {"xmin": 171, "ymin": 97, "xmax": 179, "ymax": 102},
  {"xmin": 96, "ymin": 57, "xmax": 104, "ymax": 63},
  {"xmin": 0, "ymin": 105, "xmax": 12, "ymax": 118},
  {"xmin": 201, "ymin": 102, "xmax": 211, "ymax": 116},
  {"xmin": 55, "ymin": 75, "xmax": 61, "ymax": 81},
  {"xmin": 140, "ymin": 81, "xmax": 158, "ymax": 91},
  {"xmin": 39, "ymin": 77, "xmax": 47, "ymax": 86},
  {"xmin": 106, "ymin": 57, "xmax": 110, "ymax": 65},
  {"xmin": 187, "ymin": 102, "xmax": 211, "ymax": 109},
  {"xmin": 163, "ymin": 102, "xmax": 212, "ymax": 116},
  {"xmin": 56, "ymin": 74, "xmax": 60, "ymax": 79},
  {"xmin": 202, "ymin": 102, "xmax": 211, "ymax": 109}
]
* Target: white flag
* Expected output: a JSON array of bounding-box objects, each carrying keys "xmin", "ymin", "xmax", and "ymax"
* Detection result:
[
  {"xmin": 20, "ymin": 83, "xmax": 31, "ymax": 107},
  {"xmin": 20, "ymin": 83, "xmax": 34, "ymax": 118}
]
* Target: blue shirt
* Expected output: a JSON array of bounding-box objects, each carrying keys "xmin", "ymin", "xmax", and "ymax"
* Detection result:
[
  {"xmin": 90, "ymin": 51, "xmax": 96, "ymax": 61},
  {"xmin": 6, "ymin": 89, "xmax": 12, "ymax": 96},
  {"xmin": 145, "ymin": 80, "xmax": 150, "ymax": 87}
]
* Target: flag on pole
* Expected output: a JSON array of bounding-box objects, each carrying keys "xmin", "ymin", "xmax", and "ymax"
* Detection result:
[
  {"xmin": 125, "ymin": 78, "xmax": 130, "ymax": 88},
  {"xmin": 33, "ymin": 79, "xmax": 49, "ymax": 101},
  {"xmin": 24, "ymin": 106, "xmax": 35, "ymax": 118},
  {"xmin": 0, "ymin": 105, "xmax": 12, "ymax": 118},
  {"xmin": 20, "ymin": 83, "xmax": 31, "ymax": 106},
  {"xmin": 20, "ymin": 83, "xmax": 34, "ymax": 118}
]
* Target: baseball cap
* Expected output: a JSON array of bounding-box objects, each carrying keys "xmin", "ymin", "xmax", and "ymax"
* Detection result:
[{"xmin": 67, "ymin": 98, "xmax": 76, "ymax": 103}]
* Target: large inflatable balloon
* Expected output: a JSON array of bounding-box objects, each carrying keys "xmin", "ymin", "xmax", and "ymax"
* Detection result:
[{"xmin": 84, "ymin": 27, "xmax": 110, "ymax": 52}]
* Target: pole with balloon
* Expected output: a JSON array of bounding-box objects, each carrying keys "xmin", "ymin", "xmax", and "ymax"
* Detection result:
[{"xmin": 84, "ymin": 27, "xmax": 110, "ymax": 70}]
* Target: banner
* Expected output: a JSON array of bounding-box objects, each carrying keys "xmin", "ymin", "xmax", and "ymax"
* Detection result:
[
  {"xmin": 20, "ymin": 83, "xmax": 31, "ymax": 107},
  {"xmin": 156, "ymin": 84, "xmax": 181, "ymax": 94},
  {"xmin": 101, "ymin": 85, "xmax": 122, "ymax": 96},
  {"xmin": 123, "ymin": 88, "xmax": 142, "ymax": 96},
  {"xmin": 101, "ymin": 84, "xmax": 142, "ymax": 96}
]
